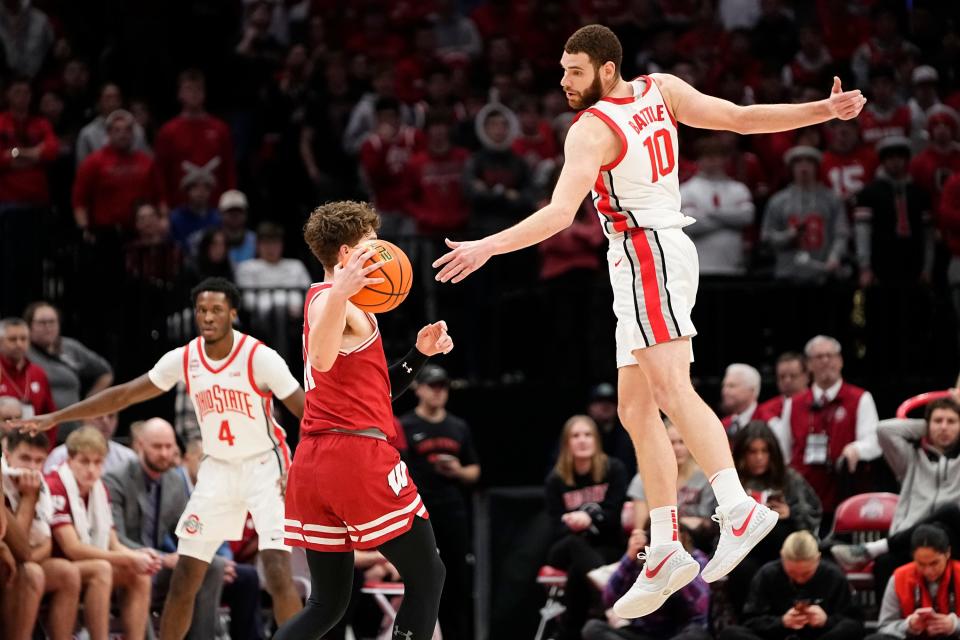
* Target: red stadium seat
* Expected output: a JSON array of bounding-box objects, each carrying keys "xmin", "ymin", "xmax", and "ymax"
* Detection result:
[
  {"xmin": 827, "ymin": 492, "xmax": 898, "ymax": 615},
  {"xmin": 534, "ymin": 566, "xmax": 568, "ymax": 640},
  {"xmin": 896, "ymin": 390, "xmax": 953, "ymax": 418}
]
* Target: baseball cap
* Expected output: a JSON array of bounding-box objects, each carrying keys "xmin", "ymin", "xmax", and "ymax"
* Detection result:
[
  {"xmin": 912, "ymin": 65, "xmax": 939, "ymax": 85},
  {"xmin": 419, "ymin": 365, "xmax": 449, "ymax": 386},
  {"xmin": 256, "ymin": 222, "xmax": 284, "ymax": 240},
  {"xmin": 876, "ymin": 135, "xmax": 912, "ymax": 158},
  {"xmin": 590, "ymin": 382, "xmax": 616, "ymax": 402},
  {"xmin": 784, "ymin": 145, "xmax": 823, "ymax": 165},
  {"xmin": 219, "ymin": 189, "xmax": 248, "ymax": 211}
]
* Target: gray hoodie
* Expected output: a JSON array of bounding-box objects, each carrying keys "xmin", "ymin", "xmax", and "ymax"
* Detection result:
[
  {"xmin": 876, "ymin": 574, "xmax": 960, "ymax": 639},
  {"xmin": 878, "ymin": 418, "xmax": 960, "ymax": 534}
]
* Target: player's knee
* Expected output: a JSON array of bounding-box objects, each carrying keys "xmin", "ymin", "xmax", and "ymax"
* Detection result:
[
  {"xmin": 423, "ymin": 551, "xmax": 446, "ymax": 596},
  {"xmin": 261, "ymin": 550, "xmax": 293, "ymax": 593},
  {"xmin": 53, "ymin": 560, "xmax": 82, "ymax": 596}
]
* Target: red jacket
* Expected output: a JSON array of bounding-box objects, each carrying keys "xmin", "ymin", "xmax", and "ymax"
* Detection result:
[
  {"xmin": 73, "ymin": 146, "xmax": 164, "ymax": 228},
  {"xmin": 894, "ymin": 559, "xmax": 960, "ymax": 617},
  {"xmin": 154, "ymin": 113, "xmax": 235, "ymax": 206},
  {"xmin": 406, "ymin": 146, "xmax": 470, "ymax": 234},
  {"xmin": 511, "ymin": 121, "xmax": 559, "ymax": 168},
  {"xmin": 0, "ymin": 112, "xmax": 59, "ymax": 205},
  {"xmin": 538, "ymin": 214, "xmax": 604, "ymax": 280},
  {"xmin": 788, "ymin": 383, "xmax": 865, "ymax": 513},
  {"xmin": 0, "ymin": 355, "xmax": 57, "ymax": 446}
]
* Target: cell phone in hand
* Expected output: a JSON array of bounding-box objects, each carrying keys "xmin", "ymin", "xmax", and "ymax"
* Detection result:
[
  {"xmin": 794, "ymin": 599, "xmax": 810, "ymax": 611},
  {"xmin": 916, "ymin": 607, "xmax": 934, "ymax": 618},
  {"xmin": 767, "ymin": 491, "xmax": 785, "ymax": 504},
  {"xmin": 434, "ymin": 454, "xmax": 457, "ymax": 464}
]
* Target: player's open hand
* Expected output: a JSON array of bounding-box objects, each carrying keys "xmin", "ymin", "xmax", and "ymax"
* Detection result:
[
  {"xmin": 433, "ymin": 238, "xmax": 494, "ymax": 283},
  {"xmin": 6, "ymin": 414, "xmax": 56, "ymax": 436},
  {"xmin": 416, "ymin": 321, "xmax": 454, "ymax": 356},
  {"xmin": 828, "ymin": 76, "xmax": 866, "ymax": 121},
  {"xmin": 332, "ymin": 247, "xmax": 384, "ymax": 298}
]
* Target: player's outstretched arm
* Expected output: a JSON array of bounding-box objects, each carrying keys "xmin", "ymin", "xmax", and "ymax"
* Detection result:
[
  {"xmin": 6, "ymin": 374, "xmax": 164, "ymax": 434},
  {"xmin": 433, "ymin": 117, "xmax": 607, "ymax": 283},
  {"xmin": 655, "ymin": 74, "xmax": 866, "ymax": 135}
]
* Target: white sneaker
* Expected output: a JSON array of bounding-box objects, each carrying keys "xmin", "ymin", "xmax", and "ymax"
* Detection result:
[
  {"xmin": 611, "ymin": 543, "xmax": 701, "ymax": 619},
  {"xmin": 701, "ymin": 499, "xmax": 778, "ymax": 583}
]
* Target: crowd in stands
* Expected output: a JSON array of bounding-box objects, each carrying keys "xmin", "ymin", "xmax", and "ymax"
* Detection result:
[{"xmin": 1, "ymin": 0, "xmax": 960, "ymax": 638}]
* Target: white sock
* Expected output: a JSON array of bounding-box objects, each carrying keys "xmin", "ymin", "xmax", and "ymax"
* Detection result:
[
  {"xmin": 709, "ymin": 468, "xmax": 750, "ymax": 510},
  {"xmin": 865, "ymin": 539, "xmax": 889, "ymax": 558},
  {"xmin": 649, "ymin": 506, "xmax": 680, "ymax": 548}
]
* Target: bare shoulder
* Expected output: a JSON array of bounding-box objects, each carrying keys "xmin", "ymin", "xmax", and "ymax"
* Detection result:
[
  {"xmin": 647, "ymin": 73, "xmax": 690, "ymax": 102},
  {"xmin": 567, "ymin": 111, "xmax": 617, "ymax": 154}
]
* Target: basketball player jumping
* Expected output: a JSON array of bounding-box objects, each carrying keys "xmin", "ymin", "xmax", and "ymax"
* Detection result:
[
  {"xmin": 275, "ymin": 200, "xmax": 453, "ymax": 640},
  {"xmin": 435, "ymin": 25, "xmax": 866, "ymax": 617},
  {"xmin": 9, "ymin": 278, "xmax": 305, "ymax": 639}
]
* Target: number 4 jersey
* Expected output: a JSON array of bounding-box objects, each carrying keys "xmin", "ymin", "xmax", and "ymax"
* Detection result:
[
  {"xmin": 577, "ymin": 74, "xmax": 692, "ymax": 237},
  {"xmin": 148, "ymin": 330, "xmax": 300, "ymax": 461}
]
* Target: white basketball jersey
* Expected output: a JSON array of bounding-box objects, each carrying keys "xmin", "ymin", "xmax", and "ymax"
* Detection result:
[
  {"xmin": 183, "ymin": 333, "xmax": 287, "ymax": 461},
  {"xmin": 579, "ymin": 76, "xmax": 692, "ymax": 237}
]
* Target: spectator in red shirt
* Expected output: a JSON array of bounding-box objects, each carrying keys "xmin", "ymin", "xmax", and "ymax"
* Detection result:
[
  {"xmin": 757, "ymin": 352, "xmax": 809, "ymax": 427},
  {"xmin": 0, "ymin": 318, "xmax": 56, "ymax": 444},
  {"xmin": 358, "ymin": 97, "xmax": 424, "ymax": 238},
  {"xmin": 782, "ymin": 25, "xmax": 832, "ymax": 90},
  {"xmin": 821, "ymin": 119, "xmax": 877, "ymax": 204},
  {"xmin": 407, "ymin": 114, "xmax": 471, "ymax": 236},
  {"xmin": 511, "ymin": 96, "xmax": 559, "ymax": 173},
  {"xmin": 859, "ymin": 66, "xmax": 912, "ymax": 147},
  {"xmin": 394, "ymin": 22, "xmax": 441, "ymax": 105},
  {"xmin": 909, "ymin": 106, "xmax": 960, "ymax": 211},
  {"xmin": 0, "ymin": 77, "xmax": 59, "ymax": 316},
  {"xmin": 154, "ymin": 69, "xmax": 236, "ymax": 207},
  {"xmin": 72, "ymin": 110, "xmax": 164, "ymax": 233}
]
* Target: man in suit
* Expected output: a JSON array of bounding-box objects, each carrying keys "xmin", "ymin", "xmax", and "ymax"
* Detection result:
[{"xmin": 104, "ymin": 417, "xmax": 226, "ymax": 639}]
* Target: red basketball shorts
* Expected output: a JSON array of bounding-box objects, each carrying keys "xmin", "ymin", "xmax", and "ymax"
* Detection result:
[{"xmin": 284, "ymin": 432, "xmax": 429, "ymax": 552}]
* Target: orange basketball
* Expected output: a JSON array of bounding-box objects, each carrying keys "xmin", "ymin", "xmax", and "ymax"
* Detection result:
[{"xmin": 342, "ymin": 239, "xmax": 412, "ymax": 313}]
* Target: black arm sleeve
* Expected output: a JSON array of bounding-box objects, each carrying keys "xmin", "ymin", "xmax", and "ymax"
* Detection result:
[{"xmin": 389, "ymin": 348, "xmax": 429, "ymax": 402}]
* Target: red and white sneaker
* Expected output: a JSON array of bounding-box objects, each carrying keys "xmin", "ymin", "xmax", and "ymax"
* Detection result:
[
  {"xmin": 612, "ymin": 543, "xmax": 701, "ymax": 619},
  {"xmin": 701, "ymin": 499, "xmax": 778, "ymax": 583}
]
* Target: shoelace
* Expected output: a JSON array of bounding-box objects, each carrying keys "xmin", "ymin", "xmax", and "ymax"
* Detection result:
[{"xmin": 711, "ymin": 511, "xmax": 728, "ymax": 529}]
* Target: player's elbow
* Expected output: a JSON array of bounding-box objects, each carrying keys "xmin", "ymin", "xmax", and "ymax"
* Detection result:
[{"xmin": 309, "ymin": 352, "xmax": 335, "ymax": 373}]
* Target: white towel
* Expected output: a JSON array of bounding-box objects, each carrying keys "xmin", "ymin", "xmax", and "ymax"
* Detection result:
[
  {"xmin": 56, "ymin": 464, "xmax": 111, "ymax": 549},
  {"xmin": 2, "ymin": 457, "xmax": 53, "ymax": 547}
]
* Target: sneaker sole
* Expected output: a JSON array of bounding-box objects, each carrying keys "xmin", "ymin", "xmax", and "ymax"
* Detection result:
[
  {"xmin": 611, "ymin": 561, "xmax": 701, "ymax": 619},
  {"xmin": 829, "ymin": 548, "xmax": 869, "ymax": 572},
  {"xmin": 701, "ymin": 511, "xmax": 779, "ymax": 583}
]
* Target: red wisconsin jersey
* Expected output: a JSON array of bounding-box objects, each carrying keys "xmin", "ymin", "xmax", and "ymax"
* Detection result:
[
  {"xmin": 859, "ymin": 105, "xmax": 911, "ymax": 146},
  {"xmin": 821, "ymin": 147, "xmax": 877, "ymax": 199},
  {"xmin": 301, "ymin": 283, "xmax": 395, "ymax": 439}
]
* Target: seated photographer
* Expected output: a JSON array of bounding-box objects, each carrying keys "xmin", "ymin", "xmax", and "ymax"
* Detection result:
[
  {"xmin": 720, "ymin": 530, "xmax": 863, "ymax": 640},
  {"xmin": 868, "ymin": 524, "xmax": 960, "ymax": 640}
]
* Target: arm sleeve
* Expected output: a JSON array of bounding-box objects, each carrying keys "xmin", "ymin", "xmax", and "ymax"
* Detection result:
[
  {"xmin": 102, "ymin": 473, "xmax": 140, "ymax": 549},
  {"xmin": 458, "ymin": 422, "xmax": 479, "ymax": 466},
  {"xmin": 388, "ymin": 348, "xmax": 429, "ymax": 402},
  {"xmin": 70, "ymin": 339, "xmax": 112, "ymax": 382},
  {"xmin": 147, "ymin": 347, "xmax": 186, "ymax": 392},
  {"xmin": 854, "ymin": 392, "xmax": 882, "ymax": 461},
  {"xmin": 853, "ymin": 196, "xmax": 873, "ymax": 269},
  {"xmin": 742, "ymin": 570, "xmax": 787, "ymax": 638},
  {"xmin": 252, "ymin": 346, "xmax": 300, "ymax": 400},
  {"xmin": 588, "ymin": 461, "xmax": 627, "ymax": 537},
  {"xmin": 770, "ymin": 399, "xmax": 793, "ymax": 463},
  {"xmin": 828, "ymin": 195, "xmax": 851, "ymax": 264},
  {"xmin": 714, "ymin": 182, "xmax": 755, "ymax": 228},
  {"xmin": 878, "ymin": 418, "xmax": 925, "ymax": 481}
]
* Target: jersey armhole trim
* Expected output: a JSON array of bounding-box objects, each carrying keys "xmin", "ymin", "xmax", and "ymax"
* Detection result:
[
  {"xmin": 585, "ymin": 107, "xmax": 628, "ymax": 171},
  {"xmin": 647, "ymin": 76, "xmax": 679, "ymax": 128},
  {"xmin": 182, "ymin": 342, "xmax": 191, "ymax": 394},
  {"xmin": 633, "ymin": 75, "xmax": 655, "ymax": 98},
  {"xmin": 247, "ymin": 341, "xmax": 271, "ymax": 398}
]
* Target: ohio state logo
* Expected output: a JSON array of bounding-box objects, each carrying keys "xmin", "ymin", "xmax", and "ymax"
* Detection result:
[{"xmin": 183, "ymin": 513, "xmax": 203, "ymax": 535}]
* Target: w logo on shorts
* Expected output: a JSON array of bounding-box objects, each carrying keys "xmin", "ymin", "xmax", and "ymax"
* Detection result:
[{"xmin": 387, "ymin": 461, "xmax": 409, "ymax": 497}]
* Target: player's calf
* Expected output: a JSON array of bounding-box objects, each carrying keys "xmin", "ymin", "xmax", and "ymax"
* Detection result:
[{"xmin": 261, "ymin": 549, "xmax": 302, "ymax": 623}]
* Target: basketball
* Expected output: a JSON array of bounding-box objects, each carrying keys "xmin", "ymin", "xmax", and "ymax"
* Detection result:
[{"xmin": 342, "ymin": 239, "xmax": 412, "ymax": 313}]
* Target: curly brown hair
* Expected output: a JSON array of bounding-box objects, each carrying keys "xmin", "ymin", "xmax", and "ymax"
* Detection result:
[
  {"xmin": 303, "ymin": 200, "xmax": 381, "ymax": 270},
  {"xmin": 564, "ymin": 24, "xmax": 622, "ymax": 76}
]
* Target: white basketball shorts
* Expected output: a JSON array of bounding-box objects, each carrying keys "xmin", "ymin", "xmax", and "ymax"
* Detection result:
[
  {"xmin": 607, "ymin": 227, "xmax": 699, "ymax": 368},
  {"xmin": 176, "ymin": 447, "xmax": 289, "ymax": 562}
]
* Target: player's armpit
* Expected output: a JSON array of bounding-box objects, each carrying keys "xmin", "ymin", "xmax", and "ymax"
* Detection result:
[
  {"xmin": 554, "ymin": 116, "xmax": 614, "ymax": 216},
  {"xmin": 306, "ymin": 288, "xmax": 349, "ymax": 372}
]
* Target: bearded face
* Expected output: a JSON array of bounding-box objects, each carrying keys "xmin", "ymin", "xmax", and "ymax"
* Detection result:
[
  {"xmin": 564, "ymin": 66, "xmax": 604, "ymax": 110},
  {"xmin": 560, "ymin": 51, "xmax": 608, "ymax": 111}
]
